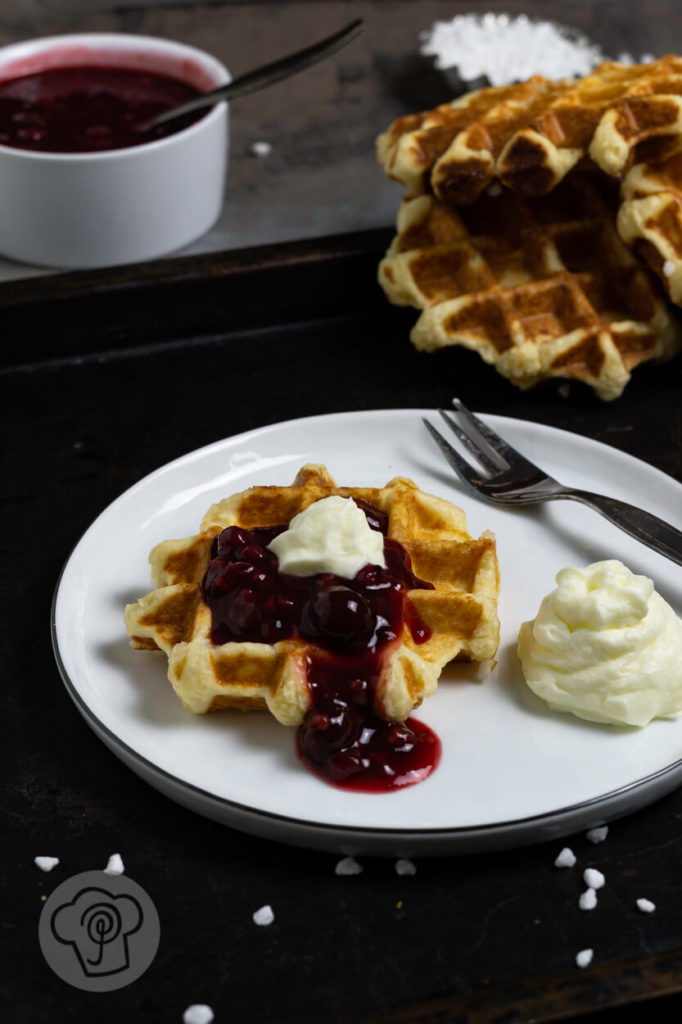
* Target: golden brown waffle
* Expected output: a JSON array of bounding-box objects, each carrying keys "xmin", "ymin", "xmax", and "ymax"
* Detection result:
[
  {"xmin": 376, "ymin": 79, "xmax": 553, "ymax": 200},
  {"xmin": 618, "ymin": 151, "xmax": 682, "ymax": 305},
  {"xmin": 125, "ymin": 465, "xmax": 500, "ymax": 727},
  {"xmin": 379, "ymin": 175, "xmax": 682, "ymax": 400},
  {"xmin": 377, "ymin": 57, "xmax": 682, "ymax": 206}
]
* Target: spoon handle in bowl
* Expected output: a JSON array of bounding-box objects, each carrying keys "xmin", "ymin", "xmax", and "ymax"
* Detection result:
[{"xmin": 146, "ymin": 18, "xmax": 365, "ymax": 130}]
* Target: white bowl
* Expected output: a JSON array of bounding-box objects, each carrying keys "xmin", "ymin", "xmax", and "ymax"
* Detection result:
[{"xmin": 0, "ymin": 33, "xmax": 230, "ymax": 268}]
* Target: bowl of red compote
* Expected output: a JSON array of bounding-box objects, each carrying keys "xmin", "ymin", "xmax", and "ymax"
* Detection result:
[{"xmin": 0, "ymin": 32, "xmax": 229, "ymax": 268}]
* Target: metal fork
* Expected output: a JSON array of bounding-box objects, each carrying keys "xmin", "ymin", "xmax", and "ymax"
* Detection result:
[{"xmin": 423, "ymin": 398, "xmax": 682, "ymax": 568}]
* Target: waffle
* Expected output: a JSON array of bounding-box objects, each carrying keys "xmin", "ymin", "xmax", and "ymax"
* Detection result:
[
  {"xmin": 379, "ymin": 175, "xmax": 682, "ymax": 400},
  {"xmin": 375, "ymin": 79, "xmax": 551, "ymax": 200},
  {"xmin": 377, "ymin": 57, "xmax": 682, "ymax": 206},
  {"xmin": 618, "ymin": 152, "xmax": 682, "ymax": 305},
  {"xmin": 124, "ymin": 464, "xmax": 500, "ymax": 727}
]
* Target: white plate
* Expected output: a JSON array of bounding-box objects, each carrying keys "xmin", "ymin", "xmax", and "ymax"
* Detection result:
[{"xmin": 52, "ymin": 409, "xmax": 682, "ymax": 856}]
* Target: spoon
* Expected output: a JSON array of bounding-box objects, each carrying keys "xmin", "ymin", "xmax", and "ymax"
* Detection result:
[{"xmin": 141, "ymin": 18, "xmax": 365, "ymax": 132}]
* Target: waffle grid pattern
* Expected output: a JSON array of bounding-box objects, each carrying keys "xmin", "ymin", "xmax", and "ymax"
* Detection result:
[
  {"xmin": 380, "ymin": 177, "xmax": 680, "ymax": 399},
  {"xmin": 125, "ymin": 465, "xmax": 500, "ymax": 727},
  {"xmin": 619, "ymin": 152, "xmax": 682, "ymax": 304},
  {"xmin": 377, "ymin": 58, "xmax": 682, "ymax": 397},
  {"xmin": 377, "ymin": 56, "xmax": 682, "ymax": 207}
]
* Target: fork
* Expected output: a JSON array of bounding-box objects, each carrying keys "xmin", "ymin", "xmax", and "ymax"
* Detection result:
[{"xmin": 423, "ymin": 398, "xmax": 682, "ymax": 568}]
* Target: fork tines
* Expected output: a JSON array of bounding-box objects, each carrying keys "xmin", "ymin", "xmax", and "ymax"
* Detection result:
[
  {"xmin": 424, "ymin": 397, "xmax": 543, "ymax": 490},
  {"xmin": 439, "ymin": 407, "xmax": 505, "ymax": 473},
  {"xmin": 422, "ymin": 416, "xmax": 488, "ymax": 488}
]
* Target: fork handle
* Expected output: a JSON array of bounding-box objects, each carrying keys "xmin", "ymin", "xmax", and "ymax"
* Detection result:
[{"xmin": 566, "ymin": 489, "xmax": 682, "ymax": 567}]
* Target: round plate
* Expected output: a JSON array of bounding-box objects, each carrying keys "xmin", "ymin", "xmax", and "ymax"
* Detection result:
[{"xmin": 52, "ymin": 409, "xmax": 682, "ymax": 855}]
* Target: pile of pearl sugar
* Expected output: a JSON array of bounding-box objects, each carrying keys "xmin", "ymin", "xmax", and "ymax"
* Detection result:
[{"xmin": 419, "ymin": 13, "xmax": 604, "ymax": 87}]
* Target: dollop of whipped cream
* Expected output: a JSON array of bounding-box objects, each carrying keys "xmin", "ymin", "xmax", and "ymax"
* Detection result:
[
  {"xmin": 517, "ymin": 560, "xmax": 682, "ymax": 726},
  {"xmin": 267, "ymin": 496, "xmax": 386, "ymax": 578}
]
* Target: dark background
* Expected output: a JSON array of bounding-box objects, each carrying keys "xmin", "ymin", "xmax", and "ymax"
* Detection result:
[{"xmin": 3, "ymin": 3, "xmax": 682, "ymax": 1023}]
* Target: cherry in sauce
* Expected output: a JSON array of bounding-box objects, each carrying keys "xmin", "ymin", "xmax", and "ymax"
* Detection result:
[
  {"xmin": 201, "ymin": 505, "xmax": 441, "ymax": 792},
  {"xmin": 0, "ymin": 65, "xmax": 204, "ymax": 153},
  {"xmin": 298, "ymin": 656, "xmax": 441, "ymax": 793}
]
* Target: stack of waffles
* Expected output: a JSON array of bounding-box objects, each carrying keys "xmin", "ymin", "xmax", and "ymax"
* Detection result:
[
  {"xmin": 377, "ymin": 56, "xmax": 682, "ymax": 398},
  {"xmin": 125, "ymin": 464, "xmax": 500, "ymax": 726}
]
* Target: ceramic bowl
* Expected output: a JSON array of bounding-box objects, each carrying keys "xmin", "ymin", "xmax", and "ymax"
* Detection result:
[{"xmin": 0, "ymin": 32, "xmax": 230, "ymax": 268}]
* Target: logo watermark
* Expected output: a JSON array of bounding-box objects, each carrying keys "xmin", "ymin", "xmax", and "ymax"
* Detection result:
[{"xmin": 39, "ymin": 870, "xmax": 160, "ymax": 991}]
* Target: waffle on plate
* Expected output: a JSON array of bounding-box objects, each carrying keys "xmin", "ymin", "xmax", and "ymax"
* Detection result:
[{"xmin": 125, "ymin": 464, "xmax": 500, "ymax": 728}]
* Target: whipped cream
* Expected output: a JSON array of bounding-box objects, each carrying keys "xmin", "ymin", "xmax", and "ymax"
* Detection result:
[
  {"xmin": 517, "ymin": 560, "xmax": 682, "ymax": 726},
  {"xmin": 267, "ymin": 496, "xmax": 386, "ymax": 578}
]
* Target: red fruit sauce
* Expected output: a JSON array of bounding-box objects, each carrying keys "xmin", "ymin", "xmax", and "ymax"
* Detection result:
[
  {"xmin": 0, "ymin": 65, "xmax": 204, "ymax": 152},
  {"xmin": 201, "ymin": 503, "xmax": 442, "ymax": 792}
]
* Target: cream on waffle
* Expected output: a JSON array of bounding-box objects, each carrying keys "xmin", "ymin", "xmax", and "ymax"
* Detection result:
[
  {"xmin": 377, "ymin": 57, "xmax": 682, "ymax": 206},
  {"xmin": 379, "ymin": 175, "xmax": 681, "ymax": 400},
  {"xmin": 125, "ymin": 465, "xmax": 500, "ymax": 729}
]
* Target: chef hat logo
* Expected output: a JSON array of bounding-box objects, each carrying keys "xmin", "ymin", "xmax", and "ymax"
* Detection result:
[{"xmin": 51, "ymin": 886, "xmax": 143, "ymax": 977}]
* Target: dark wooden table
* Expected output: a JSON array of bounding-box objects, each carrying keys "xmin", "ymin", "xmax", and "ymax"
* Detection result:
[
  {"xmin": 3, "ymin": 3, "xmax": 682, "ymax": 1023},
  {"xmin": 3, "ymin": 229, "xmax": 682, "ymax": 1024}
]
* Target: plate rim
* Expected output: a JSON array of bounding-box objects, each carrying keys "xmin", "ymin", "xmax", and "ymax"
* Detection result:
[{"xmin": 49, "ymin": 611, "xmax": 682, "ymax": 837}]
